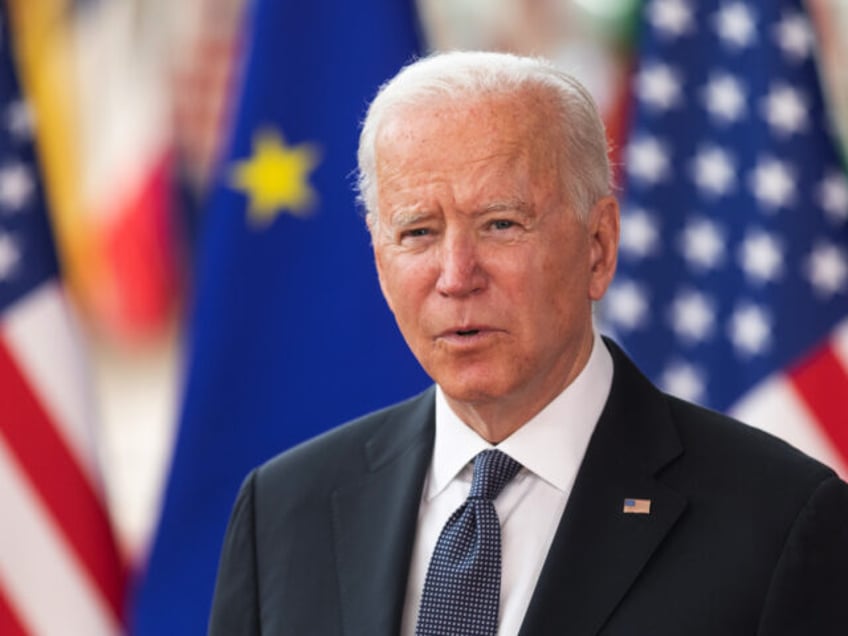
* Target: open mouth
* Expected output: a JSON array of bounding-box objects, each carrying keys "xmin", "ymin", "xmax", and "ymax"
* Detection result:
[{"xmin": 456, "ymin": 329, "xmax": 480, "ymax": 336}]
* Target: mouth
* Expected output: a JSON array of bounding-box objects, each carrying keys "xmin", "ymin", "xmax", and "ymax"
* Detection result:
[{"xmin": 436, "ymin": 326, "xmax": 498, "ymax": 343}]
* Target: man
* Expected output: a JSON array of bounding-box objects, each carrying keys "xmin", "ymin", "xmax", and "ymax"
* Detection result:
[{"xmin": 208, "ymin": 51, "xmax": 848, "ymax": 635}]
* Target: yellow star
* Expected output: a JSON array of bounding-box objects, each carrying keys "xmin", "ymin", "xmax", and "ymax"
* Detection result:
[{"xmin": 229, "ymin": 128, "xmax": 321, "ymax": 226}]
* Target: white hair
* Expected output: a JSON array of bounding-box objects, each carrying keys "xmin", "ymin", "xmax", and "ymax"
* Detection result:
[{"xmin": 356, "ymin": 50, "xmax": 612, "ymax": 225}]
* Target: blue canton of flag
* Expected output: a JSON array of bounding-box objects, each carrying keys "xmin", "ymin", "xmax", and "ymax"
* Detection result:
[
  {"xmin": 130, "ymin": 1, "xmax": 426, "ymax": 633},
  {"xmin": 0, "ymin": 66, "xmax": 56, "ymax": 305},
  {"xmin": 603, "ymin": 0, "xmax": 848, "ymax": 472}
]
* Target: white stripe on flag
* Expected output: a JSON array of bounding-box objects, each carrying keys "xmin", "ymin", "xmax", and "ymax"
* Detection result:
[
  {"xmin": 1, "ymin": 282, "xmax": 99, "ymax": 479},
  {"xmin": 0, "ymin": 437, "xmax": 122, "ymax": 636},
  {"xmin": 731, "ymin": 368, "xmax": 848, "ymax": 479}
]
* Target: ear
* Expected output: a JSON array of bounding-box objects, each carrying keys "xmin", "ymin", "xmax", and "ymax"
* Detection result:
[{"xmin": 587, "ymin": 195, "xmax": 620, "ymax": 301}]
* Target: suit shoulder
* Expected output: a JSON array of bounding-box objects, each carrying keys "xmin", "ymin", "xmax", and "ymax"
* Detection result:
[
  {"xmin": 253, "ymin": 387, "xmax": 434, "ymax": 496},
  {"xmin": 604, "ymin": 337, "xmax": 836, "ymax": 487},
  {"xmin": 664, "ymin": 393, "xmax": 836, "ymax": 490}
]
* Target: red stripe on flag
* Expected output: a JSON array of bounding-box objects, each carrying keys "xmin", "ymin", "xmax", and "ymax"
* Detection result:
[
  {"xmin": 0, "ymin": 586, "xmax": 28, "ymax": 636},
  {"xmin": 0, "ymin": 341, "xmax": 126, "ymax": 625},
  {"xmin": 789, "ymin": 342, "xmax": 848, "ymax": 467}
]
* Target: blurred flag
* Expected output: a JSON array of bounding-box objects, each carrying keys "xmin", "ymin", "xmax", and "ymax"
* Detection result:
[
  {"xmin": 172, "ymin": 0, "xmax": 251, "ymax": 196},
  {"xmin": 130, "ymin": 0, "xmax": 427, "ymax": 633},
  {"xmin": 8, "ymin": 0, "xmax": 181, "ymax": 343},
  {"xmin": 605, "ymin": 0, "xmax": 848, "ymax": 476},
  {"xmin": 0, "ymin": 11, "xmax": 127, "ymax": 635}
]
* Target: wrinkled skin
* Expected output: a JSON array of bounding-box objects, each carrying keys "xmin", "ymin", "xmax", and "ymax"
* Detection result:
[{"xmin": 371, "ymin": 88, "xmax": 619, "ymax": 442}]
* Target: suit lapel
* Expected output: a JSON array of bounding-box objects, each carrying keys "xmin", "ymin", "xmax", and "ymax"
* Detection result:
[
  {"xmin": 331, "ymin": 389, "xmax": 435, "ymax": 636},
  {"xmin": 519, "ymin": 341, "xmax": 687, "ymax": 636}
]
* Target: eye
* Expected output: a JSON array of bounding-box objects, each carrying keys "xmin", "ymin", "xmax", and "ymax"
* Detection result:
[
  {"xmin": 398, "ymin": 227, "xmax": 431, "ymax": 242},
  {"xmin": 489, "ymin": 219, "xmax": 516, "ymax": 231},
  {"xmin": 397, "ymin": 226, "xmax": 435, "ymax": 246}
]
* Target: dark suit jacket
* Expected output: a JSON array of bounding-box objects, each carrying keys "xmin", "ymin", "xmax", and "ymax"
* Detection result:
[{"xmin": 208, "ymin": 340, "xmax": 848, "ymax": 635}]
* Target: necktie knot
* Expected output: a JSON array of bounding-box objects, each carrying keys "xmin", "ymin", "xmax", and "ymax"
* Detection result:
[{"xmin": 468, "ymin": 449, "xmax": 522, "ymax": 501}]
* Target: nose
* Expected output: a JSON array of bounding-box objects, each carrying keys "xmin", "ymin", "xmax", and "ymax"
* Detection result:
[{"xmin": 435, "ymin": 231, "xmax": 486, "ymax": 297}]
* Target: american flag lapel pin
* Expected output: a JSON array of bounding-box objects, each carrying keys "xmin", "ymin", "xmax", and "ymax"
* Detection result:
[{"xmin": 623, "ymin": 498, "xmax": 651, "ymax": 514}]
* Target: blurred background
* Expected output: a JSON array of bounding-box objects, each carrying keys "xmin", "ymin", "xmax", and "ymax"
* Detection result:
[{"xmin": 2, "ymin": 0, "xmax": 846, "ymax": 633}]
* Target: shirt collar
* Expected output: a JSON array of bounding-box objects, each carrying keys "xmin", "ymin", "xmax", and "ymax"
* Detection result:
[{"xmin": 428, "ymin": 331, "xmax": 613, "ymax": 499}]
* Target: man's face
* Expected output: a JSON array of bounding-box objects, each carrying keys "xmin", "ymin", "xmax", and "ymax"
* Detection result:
[{"xmin": 371, "ymin": 90, "xmax": 618, "ymax": 418}]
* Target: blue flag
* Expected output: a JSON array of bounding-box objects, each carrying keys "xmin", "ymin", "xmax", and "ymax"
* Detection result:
[
  {"xmin": 603, "ymin": 0, "xmax": 848, "ymax": 472},
  {"xmin": 130, "ymin": 1, "xmax": 427, "ymax": 632}
]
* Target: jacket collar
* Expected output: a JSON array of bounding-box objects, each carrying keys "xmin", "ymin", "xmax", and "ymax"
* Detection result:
[
  {"xmin": 331, "ymin": 388, "xmax": 435, "ymax": 636},
  {"xmin": 519, "ymin": 339, "xmax": 687, "ymax": 635}
]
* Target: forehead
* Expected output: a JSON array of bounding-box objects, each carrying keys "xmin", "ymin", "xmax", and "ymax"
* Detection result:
[
  {"xmin": 376, "ymin": 87, "xmax": 557, "ymax": 154},
  {"xmin": 375, "ymin": 87, "xmax": 561, "ymax": 166}
]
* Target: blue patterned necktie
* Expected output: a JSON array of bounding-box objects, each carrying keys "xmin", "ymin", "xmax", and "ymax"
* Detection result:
[{"xmin": 416, "ymin": 449, "xmax": 523, "ymax": 636}]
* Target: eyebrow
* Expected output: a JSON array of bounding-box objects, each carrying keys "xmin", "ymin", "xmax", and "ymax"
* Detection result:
[
  {"xmin": 387, "ymin": 199, "xmax": 532, "ymax": 227},
  {"xmin": 389, "ymin": 209, "xmax": 435, "ymax": 228},
  {"xmin": 478, "ymin": 199, "xmax": 532, "ymax": 218}
]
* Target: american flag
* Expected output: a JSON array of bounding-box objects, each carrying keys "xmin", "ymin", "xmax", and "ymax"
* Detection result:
[
  {"xmin": 0, "ymin": 9, "xmax": 126, "ymax": 635},
  {"xmin": 623, "ymin": 498, "xmax": 652, "ymax": 514},
  {"xmin": 603, "ymin": 0, "xmax": 848, "ymax": 477}
]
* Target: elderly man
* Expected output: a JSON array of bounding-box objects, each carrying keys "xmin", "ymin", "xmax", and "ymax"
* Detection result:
[{"xmin": 209, "ymin": 51, "xmax": 848, "ymax": 635}]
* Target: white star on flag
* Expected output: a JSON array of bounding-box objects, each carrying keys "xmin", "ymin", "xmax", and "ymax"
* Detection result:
[
  {"xmin": 805, "ymin": 242, "xmax": 848, "ymax": 298},
  {"xmin": 669, "ymin": 289, "xmax": 716, "ymax": 344},
  {"xmin": 0, "ymin": 161, "xmax": 34, "ymax": 211},
  {"xmin": 772, "ymin": 11, "xmax": 813, "ymax": 62},
  {"xmin": 713, "ymin": 2, "xmax": 758, "ymax": 50},
  {"xmin": 637, "ymin": 62, "xmax": 683, "ymax": 111},
  {"xmin": 620, "ymin": 207, "xmax": 661, "ymax": 259},
  {"xmin": 605, "ymin": 280, "xmax": 651, "ymax": 331},
  {"xmin": 660, "ymin": 360, "xmax": 707, "ymax": 403},
  {"xmin": 701, "ymin": 72, "xmax": 748, "ymax": 124},
  {"xmin": 678, "ymin": 217, "xmax": 726, "ymax": 271},
  {"xmin": 748, "ymin": 156, "xmax": 796, "ymax": 210},
  {"xmin": 626, "ymin": 135, "xmax": 671, "ymax": 186},
  {"xmin": 5, "ymin": 99, "xmax": 34, "ymax": 140},
  {"xmin": 738, "ymin": 229, "xmax": 784, "ymax": 284},
  {"xmin": 728, "ymin": 302, "xmax": 773, "ymax": 357},
  {"xmin": 816, "ymin": 171, "xmax": 848, "ymax": 225},
  {"xmin": 647, "ymin": 0, "xmax": 695, "ymax": 39},
  {"xmin": 760, "ymin": 83, "xmax": 808, "ymax": 136},
  {"xmin": 690, "ymin": 144, "xmax": 736, "ymax": 197}
]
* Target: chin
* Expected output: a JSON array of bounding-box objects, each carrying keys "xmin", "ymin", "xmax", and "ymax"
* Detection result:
[
  {"xmin": 434, "ymin": 373, "xmax": 512, "ymax": 405},
  {"xmin": 421, "ymin": 352, "xmax": 520, "ymax": 401}
]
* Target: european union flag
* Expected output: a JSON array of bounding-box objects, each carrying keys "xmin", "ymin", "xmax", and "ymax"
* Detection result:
[{"xmin": 130, "ymin": 1, "xmax": 426, "ymax": 632}]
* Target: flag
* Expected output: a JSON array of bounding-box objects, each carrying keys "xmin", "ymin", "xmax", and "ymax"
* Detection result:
[
  {"xmin": 9, "ymin": 0, "xmax": 182, "ymax": 343},
  {"xmin": 604, "ymin": 0, "xmax": 848, "ymax": 477},
  {"xmin": 623, "ymin": 498, "xmax": 652, "ymax": 514},
  {"xmin": 0, "ymin": 9, "xmax": 127, "ymax": 635},
  {"xmin": 171, "ymin": 0, "xmax": 251, "ymax": 193},
  {"xmin": 130, "ymin": 1, "xmax": 427, "ymax": 632}
]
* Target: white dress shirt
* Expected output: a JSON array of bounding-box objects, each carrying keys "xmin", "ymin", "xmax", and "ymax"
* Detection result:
[{"xmin": 401, "ymin": 332, "xmax": 614, "ymax": 635}]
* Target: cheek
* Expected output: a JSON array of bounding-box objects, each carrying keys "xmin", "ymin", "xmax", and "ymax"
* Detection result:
[
  {"xmin": 523, "ymin": 245, "xmax": 593, "ymax": 330},
  {"xmin": 377, "ymin": 254, "xmax": 434, "ymax": 318},
  {"xmin": 550, "ymin": 236, "xmax": 592, "ymax": 291},
  {"xmin": 532, "ymin": 246, "xmax": 586, "ymax": 295}
]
